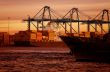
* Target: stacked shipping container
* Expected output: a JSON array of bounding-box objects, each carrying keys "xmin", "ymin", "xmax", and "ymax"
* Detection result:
[
  {"xmin": 0, "ymin": 30, "xmax": 56, "ymax": 46},
  {"xmin": 0, "ymin": 32, "xmax": 9, "ymax": 46}
]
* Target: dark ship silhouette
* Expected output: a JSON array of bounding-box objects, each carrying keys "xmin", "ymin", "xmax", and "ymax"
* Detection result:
[{"xmin": 60, "ymin": 32, "xmax": 110, "ymax": 62}]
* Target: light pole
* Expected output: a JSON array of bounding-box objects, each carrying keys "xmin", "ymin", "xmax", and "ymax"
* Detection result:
[{"xmin": 8, "ymin": 17, "xmax": 10, "ymax": 46}]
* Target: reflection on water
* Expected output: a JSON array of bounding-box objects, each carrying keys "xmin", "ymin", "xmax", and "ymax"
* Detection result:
[{"xmin": 0, "ymin": 53, "xmax": 110, "ymax": 72}]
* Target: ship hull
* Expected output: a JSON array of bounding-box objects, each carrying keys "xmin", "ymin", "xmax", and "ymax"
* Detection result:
[{"xmin": 60, "ymin": 36, "xmax": 110, "ymax": 62}]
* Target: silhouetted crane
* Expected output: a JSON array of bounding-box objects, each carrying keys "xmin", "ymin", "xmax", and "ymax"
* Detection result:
[{"xmin": 23, "ymin": 6, "xmax": 110, "ymax": 34}]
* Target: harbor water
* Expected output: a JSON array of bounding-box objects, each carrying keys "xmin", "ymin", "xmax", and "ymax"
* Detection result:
[{"xmin": 0, "ymin": 48, "xmax": 110, "ymax": 72}]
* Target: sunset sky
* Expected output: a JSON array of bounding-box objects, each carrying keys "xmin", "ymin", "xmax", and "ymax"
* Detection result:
[{"xmin": 0, "ymin": 0, "xmax": 110, "ymax": 34}]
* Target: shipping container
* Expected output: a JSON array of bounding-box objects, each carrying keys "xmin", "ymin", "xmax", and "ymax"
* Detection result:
[
  {"xmin": 73, "ymin": 33, "xmax": 79, "ymax": 37},
  {"xmin": 0, "ymin": 32, "xmax": 9, "ymax": 46},
  {"xmin": 4, "ymin": 33, "xmax": 9, "ymax": 45},
  {"xmin": 30, "ymin": 33, "xmax": 36, "ymax": 40},
  {"xmin": 9, "ymin": 35, "xmax": 14, "ymax": 45},
  {"xmin": 36, "ymin": 32, "xmax": 42, "ymax": 41},
  {"xmin": 66, "ymin": 33, "xmax": 74, "ymax": 36},
  {"xmin": 13, "ymin": 30, "xmax": 38, "ymax": 46},
  {"xmin": 48, "ymin": 32, "xmax": 55, "ymax": 41},
  {"xmin": 84, "ymin": 32, "xmax": 90, "ymax": 38},
  {"xmin": 79, "ymin": 33, "xmax": 85, "ymax": 37}
]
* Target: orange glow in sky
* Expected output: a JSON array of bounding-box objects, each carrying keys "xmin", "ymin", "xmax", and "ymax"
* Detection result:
[{"xmin": 0, "ymin": 0, "xmax": 110, "ymax": 34}]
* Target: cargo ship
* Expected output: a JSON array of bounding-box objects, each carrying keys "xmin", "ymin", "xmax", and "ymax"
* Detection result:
[{"xmin": 60, "ymin": 32, "xmax": 110, "ymax": 61}]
